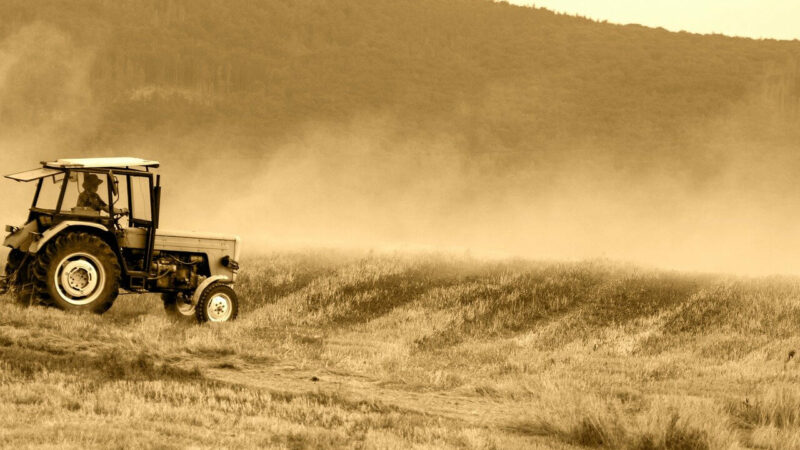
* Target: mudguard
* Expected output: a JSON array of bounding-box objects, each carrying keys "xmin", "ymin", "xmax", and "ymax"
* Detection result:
[
  {"xmin": 192, "ymin": 275, "xmax": 233, "ymax": 306},
  {"xmin": 3, "ymin": 220, "xmax": 39, "ymax": 251},
  {"xmin": 28, "ymin": 221, "xmax": 110, "ymax": 253}
]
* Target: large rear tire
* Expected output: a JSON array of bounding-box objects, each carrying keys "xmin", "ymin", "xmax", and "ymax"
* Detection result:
[
  {"xmin": 32, "ymin": 232, "xmax": 120, "ymax": 314},
  {"xmin": 195, "ymin": 283, "xmax": 239, "ymax": 323}
]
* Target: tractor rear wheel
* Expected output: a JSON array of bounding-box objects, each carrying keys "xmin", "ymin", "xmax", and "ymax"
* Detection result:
[
  {"xmin": 195, "ymin": 283, "xmax": 239, "ymax": 323},
  {"xmin": 32, "ymin": 232, "xmax": 120, "ymax": 313},
  {"xmin": 162, "ymin": 292, "xmax": 196, "ymax": 320}
]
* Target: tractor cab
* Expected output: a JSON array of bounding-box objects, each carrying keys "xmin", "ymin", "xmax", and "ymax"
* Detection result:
[
  {"xmin": 7, "ymin": 157, "xmax": 160, "ymax": 227},
  {"xmin": 5, "ymin": 158, "xmax": 162, "ymax": 277}
]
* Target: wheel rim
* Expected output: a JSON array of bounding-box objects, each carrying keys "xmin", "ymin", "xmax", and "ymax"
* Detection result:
[
  {"xmin": 207, "ymin": 293, "xmax": 233, "ymax": 322},
  {"xmin": 54, "ymin": 252, "xmax": 105, "ymax": 305},
  {"xmin": 176, "ymin": 299, "xmax": 195, "ymax": 316}
]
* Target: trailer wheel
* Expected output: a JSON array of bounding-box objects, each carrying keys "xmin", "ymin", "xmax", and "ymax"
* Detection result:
[
  {"xmin": 162, "ymin": 292, "xmax": 196, "ymax": 320},
  {"xmin": 32, "ymin": 232, "xmax": 120, "ymax": 313},
  {"xmin": 195, "ymin": 283, "xmax": 238, "ymax": 323}
]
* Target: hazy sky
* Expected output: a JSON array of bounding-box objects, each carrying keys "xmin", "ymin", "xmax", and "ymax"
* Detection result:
[{"xmin": 508, "ymin": 0, "xmax": 800, "ymax": 40}]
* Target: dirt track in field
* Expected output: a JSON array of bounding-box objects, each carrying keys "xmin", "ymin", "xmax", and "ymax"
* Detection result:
[
  {"xmin": 205, "ymin": 362, "xmax": 520, "ymax": 427},
  {"xmin": 196, "ymin": 356, "xmax": 576, "ymax": 449}
]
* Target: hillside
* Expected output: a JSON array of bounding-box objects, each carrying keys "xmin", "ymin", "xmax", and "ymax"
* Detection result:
[
  {"xmin": 1, "ymin": 0, "xmax": 799, "ymax": 170},
  {"xmin": 2, "ymin": 1, "xmax": 800, "ymax": 274},
  {"xmin": 2, "ymin": 252, "xmax": 800, "ymax": 448}
]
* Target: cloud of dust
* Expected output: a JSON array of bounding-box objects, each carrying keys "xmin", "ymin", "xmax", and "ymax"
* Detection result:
[
  {"xmin": 144, "ymin": 86, "xmax": 800, "ymax": 277},
  {"xmin": 0, "ymin": 23, "xmax": 100, "ymax": 223},
  {"xmin": 1, "ymin": 23, "xmax": 799, "ymax": 276}
]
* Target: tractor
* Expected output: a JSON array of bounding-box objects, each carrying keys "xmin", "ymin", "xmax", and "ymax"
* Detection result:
[{"xmin": 0, "ymin": 157, "xmax": 241, "ymax": 323}]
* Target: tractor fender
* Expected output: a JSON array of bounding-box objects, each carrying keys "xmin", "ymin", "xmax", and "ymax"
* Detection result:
[
  {"xmin": 192, "ymin": 275, "xmax": 232, "ymax": 306},
  {"xmin": 28, "ymin": 221, "xmax": 110, "ymax": 253}
]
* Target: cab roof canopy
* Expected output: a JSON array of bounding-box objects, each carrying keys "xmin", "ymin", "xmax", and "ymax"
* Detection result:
[
  {"xmin": 5, "ymin": 157, "xmax": 160, "ymax": 182},
  {"xmin": 43, "ymin": 157, "xmax": 160, "ymax": 169}
]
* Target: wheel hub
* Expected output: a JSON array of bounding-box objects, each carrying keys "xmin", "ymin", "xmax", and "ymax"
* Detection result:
[
  {"xmin": 55, "ymin": 253, "xmax": 105, "ymax": 305},
  {"xmin": 60, "ymin": 260, "xmax": 98, "ymax": 297},
  {"xmin": 208, "ymin": 294, "xmax": 232, "ymax": 322}
]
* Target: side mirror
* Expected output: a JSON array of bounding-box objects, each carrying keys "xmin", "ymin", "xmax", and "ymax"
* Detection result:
[{"xmin": 109, "ymin": 172, "xmax": 119, "ymax": 197}]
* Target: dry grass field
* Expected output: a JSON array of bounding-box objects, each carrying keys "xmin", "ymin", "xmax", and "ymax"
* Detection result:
[{"xmin": 2, "ymin": 251, "xmax": 800, "ymax": 449}]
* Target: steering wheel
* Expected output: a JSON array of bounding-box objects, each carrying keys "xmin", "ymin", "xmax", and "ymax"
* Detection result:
[{"xmin": 112, "ymin": 207, "xmax": 129, "ymax": 218}]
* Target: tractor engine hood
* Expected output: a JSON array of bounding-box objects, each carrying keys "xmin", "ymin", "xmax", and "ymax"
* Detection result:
[
  {"xmin": 155, "ymin": 229, "xmax": 242, "ymax": 261},
  {"xmin": 122, "ymin": 228, "xmax": 242, "ymax": 263}
]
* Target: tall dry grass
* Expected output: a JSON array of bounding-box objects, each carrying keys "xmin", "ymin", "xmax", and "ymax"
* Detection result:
[{"xmin": 2, "ymin": 251, "xmax": 800, "ymax": 448}]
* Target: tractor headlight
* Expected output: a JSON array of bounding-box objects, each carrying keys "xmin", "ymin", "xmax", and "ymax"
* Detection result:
[
  {"xmin": 221, "ymin": 256, "xmax": 239, "ymax": 271},
  {"xmin": 4, "ymin": 225, "xmax": 18, "ymax": 234}
]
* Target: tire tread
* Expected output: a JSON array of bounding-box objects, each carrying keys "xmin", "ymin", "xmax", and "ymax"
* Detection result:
[
  {"xmin": 31, "ymin": 231, "xmax": 120, "ymax": 313},
  {"xmin": 195, "ymin": 282, "xmax": 239, "ymax": 323}
]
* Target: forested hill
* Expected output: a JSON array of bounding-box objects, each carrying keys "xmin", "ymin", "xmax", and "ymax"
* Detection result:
[{"xmin": 1, "ymin": 0, "xmax": 799, "ymax": 167}]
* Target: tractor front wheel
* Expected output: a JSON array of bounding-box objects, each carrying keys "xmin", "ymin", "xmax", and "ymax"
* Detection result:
[
  {"xmin": 195, "ymin": 283, "xmax": 239, "ymax": 323},
  {"xmin": 32, "ymin": 232, "xmax": 120, "ymax": 313}
]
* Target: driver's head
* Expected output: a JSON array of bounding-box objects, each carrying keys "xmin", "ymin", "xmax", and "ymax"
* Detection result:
[{"xmin": 82, "ymin": 174, "xmax": 103, "ymax": 193}]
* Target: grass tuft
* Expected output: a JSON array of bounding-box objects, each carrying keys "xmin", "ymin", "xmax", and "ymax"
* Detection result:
[{"xmin": 728, "ymin": 387, "xmax": 800, "ymax": 429}]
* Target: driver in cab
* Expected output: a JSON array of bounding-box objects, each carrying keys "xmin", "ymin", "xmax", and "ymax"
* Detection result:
[{"xmin": 78, "ymin": 174, "xmax": 108, "ymax": 212}]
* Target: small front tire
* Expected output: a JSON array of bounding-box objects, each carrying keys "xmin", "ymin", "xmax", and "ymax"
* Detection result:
[{"xmin": 195, "ymin": 283, "xmax": 238, "ymax": 323}]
